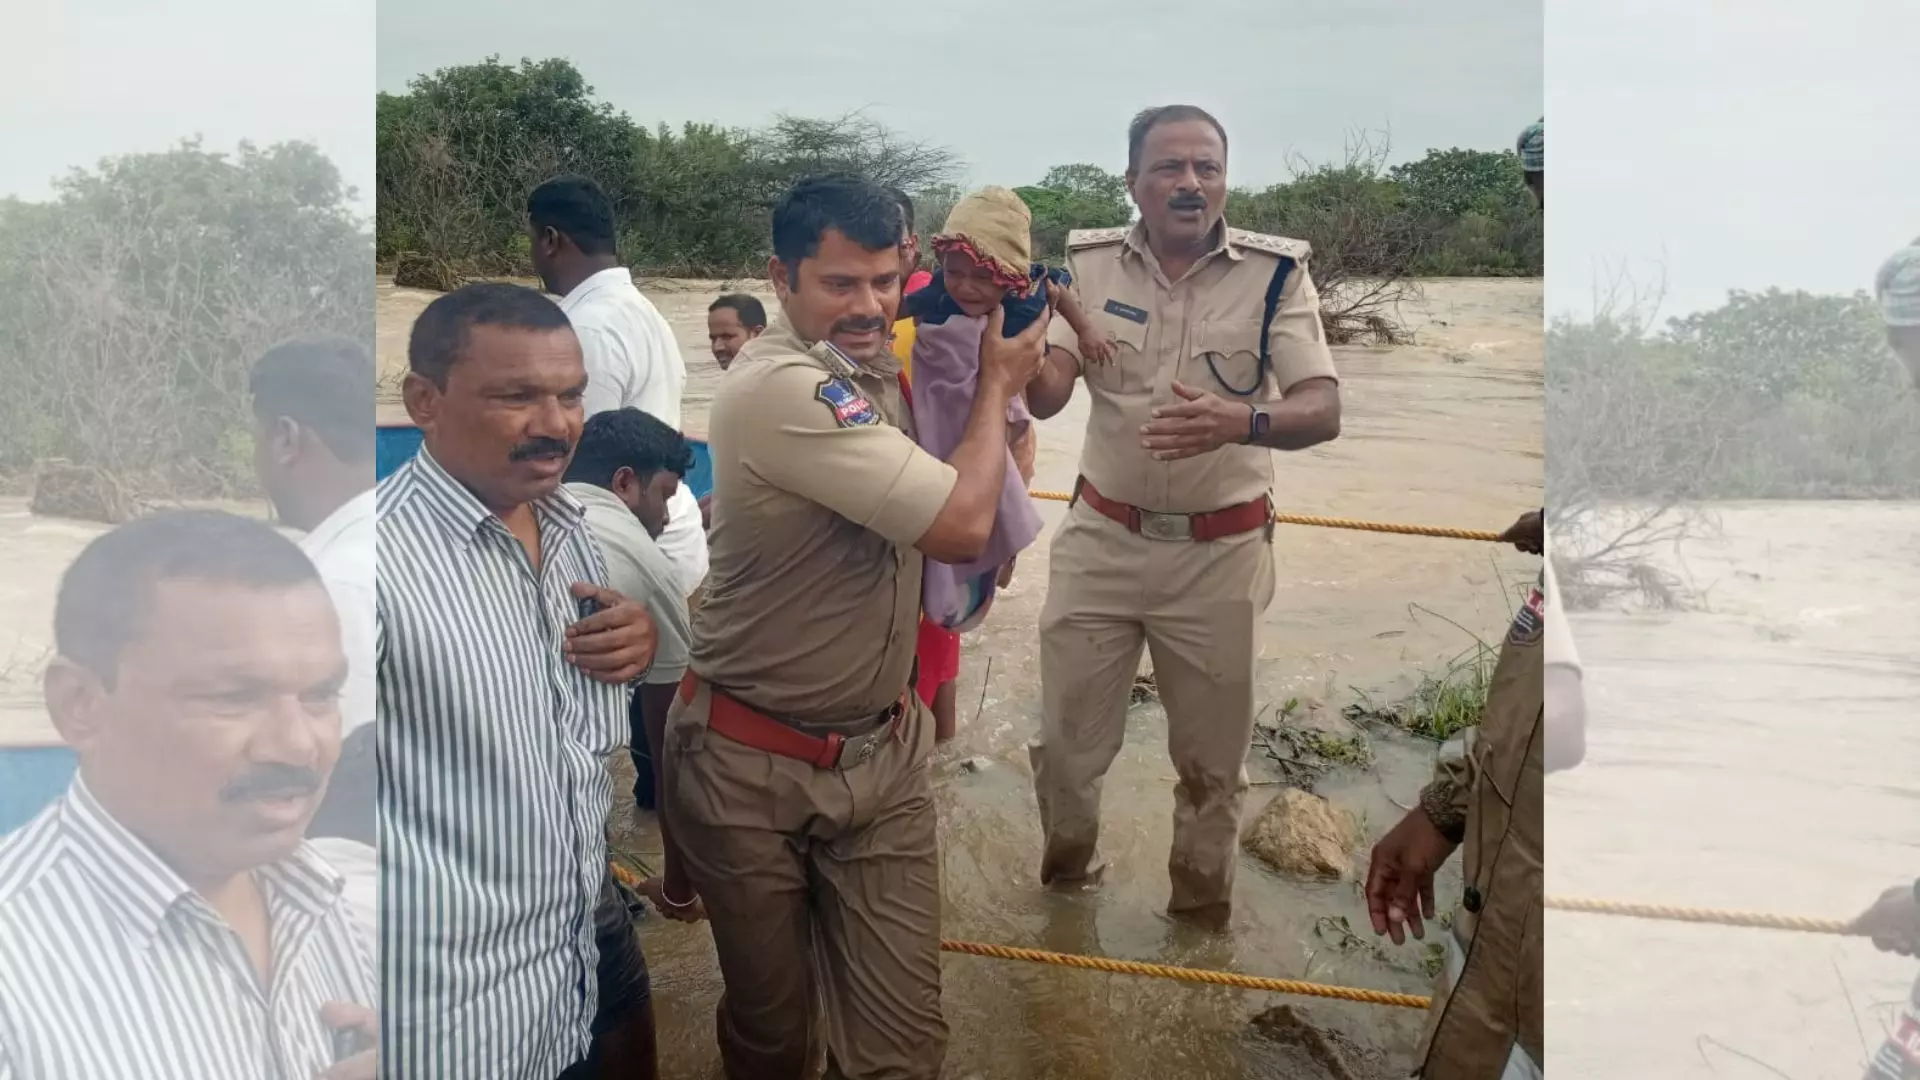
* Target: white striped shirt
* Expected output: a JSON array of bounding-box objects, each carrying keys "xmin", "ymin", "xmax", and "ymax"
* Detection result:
[
  {"xmin": 0, "ymin": 778, "xmax": 374, "ymax": 1080},
  {"xmin": 375, "ymin": 447, "xmax": 628, "ymax": 1080}
]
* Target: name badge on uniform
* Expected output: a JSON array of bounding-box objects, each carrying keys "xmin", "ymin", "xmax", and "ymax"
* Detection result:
[
  {"xmin": 1103, "ymin": 299, "xmax": 1149, "ymax": 325},
  {"xmin": 816, "ymin": 376, "xmax": 879, "ymax": 428},
  {"xmin": 1507, "ymin": 580, "xmax": 1545, "ymax": 646}
]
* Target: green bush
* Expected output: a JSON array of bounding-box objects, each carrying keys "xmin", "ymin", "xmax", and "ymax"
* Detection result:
[
  {"xmin": 0, "ymin": 139, "xmax": 371, "ymax": 492},
  {"xmin": 1547, "ymin": 290, "xmax": 1920, "ymax": 500}
]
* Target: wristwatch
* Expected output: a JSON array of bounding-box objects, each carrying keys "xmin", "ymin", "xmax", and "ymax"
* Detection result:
[{"xmin": 1245, "ymin": 405, "xmax": 1270, "ymax": 443}]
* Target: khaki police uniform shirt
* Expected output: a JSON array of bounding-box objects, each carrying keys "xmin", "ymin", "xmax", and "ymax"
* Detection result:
[
  {"xmin": 689, "ymin": 319, "xmax": 958, "ymax": 734},
  {"xmin": 1045, "ymin": 220, "xmax": 1339, "ymax": 514}
]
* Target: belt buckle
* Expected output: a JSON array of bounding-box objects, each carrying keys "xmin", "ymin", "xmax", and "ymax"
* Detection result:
[{"xmin": 1137, "ymin": 510, "xmax": 1193, "ymax": 542}]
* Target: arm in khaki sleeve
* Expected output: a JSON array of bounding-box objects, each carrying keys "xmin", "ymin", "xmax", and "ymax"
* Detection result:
[
  {"xmin": 740, "ymin": 365, "xmax": 959, "ymax": 548},
  {"xmin": 1252, "ymin": 257, "xmax": 1342, "ymax": 450},
  {"xmin": 1419, "ymin": 728, "xmax": 1478, "ymax": 844},
  {"xmin": 1025, "ymin": 285, "xmax": 1085, "ymax": 420}
]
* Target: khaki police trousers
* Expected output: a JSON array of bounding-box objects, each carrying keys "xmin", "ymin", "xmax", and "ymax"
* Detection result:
[
  {"xmin": 662, "ymin": 681, "xmax": 947, "ymax": 1080},
  {"xmin": 1031, "ymin": 498, "xmax": 1276, "ymax": 924}
]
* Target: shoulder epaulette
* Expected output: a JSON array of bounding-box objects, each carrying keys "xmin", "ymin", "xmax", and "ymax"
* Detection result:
[
  {"xmin": 1065, "ymin": 226, "xmax": 1130, "ymax": 251},
  {"xmin": 1227, "ymin": 228, "xmax": 1311, "ymax": 260}
]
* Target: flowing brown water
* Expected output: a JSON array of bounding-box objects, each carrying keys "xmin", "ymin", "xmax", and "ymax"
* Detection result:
[{"xmin": 1548, "ymin": 503, "xmax": 1920, "ymax": 1080}]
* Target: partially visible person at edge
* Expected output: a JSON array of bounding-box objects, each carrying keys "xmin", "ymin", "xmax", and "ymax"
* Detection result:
[
  {"xmin": 702, "ymin": 294, "xmax": 769, "ymax": 529},
  {"xmin": 377, "ymin": 283, "xmax": 659, "ymax": 1080},
  {"xmin": 1518, "ymin": 117, "xmax": 1543, "ymax": 206},
  {"xmin": 563, "ymin": 406, "xmax": 707, "ymax": 1078},
  {"xmin": 887, "ymin": 184, "xmax": 1038, "ymax": 740},
  {"xmin": 1506, "ymin": 143, "xmax": 1585, "ymax": 773},
  {"xmin": 666, "ymin": 174, "xmax": 1048, "ymax": 1079},
  {"xmin": 1020, "ymin": 104, "xmax": 1341, "ymax": 930},
  {"xmin": 0, "ymin": 511, "xmax": 377, "ymax": 1080},
  {"xmin": 529, "ymin": 173, "xmax": 710, "ymax": 600},
  {"xmin": 1879, "ymin": 239, "xmax": 1920, "ymax": 387},
  {"xmin": 890, "ymin": 183, "xmax": 934, "ymax": 301},
  {"xmin": 563, "ymin": 406, "xmax": 697, "ymax": 825},
  {"xmin": 708, "ymin": 293, "xmax": 767, "ymax": 372},
  {"xmin": 1364, "ymin": 512, "xmax": 1555, "ymax": 1080},
  {"xmin": 1847, "ymin": 238, "xmax": 1920, "ymax": 1080},
  {"xmin": 249, "ymin": 335, "xmax": 379, "ymax": 959}
]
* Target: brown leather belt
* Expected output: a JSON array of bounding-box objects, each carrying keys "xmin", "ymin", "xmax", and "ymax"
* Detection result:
[
  {"xmin": 1073, "ymin": 477, "xmax": 1272, "ymax": 542},
  {"xmin": 677, "ymin": 673, "xmax": 903, "ymax": 770}
]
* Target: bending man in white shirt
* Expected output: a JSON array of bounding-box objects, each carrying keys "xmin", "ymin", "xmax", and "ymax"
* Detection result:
[
  {"xmin": 248, "ymin": 335, "xmax": 378, "ymax": 956},
  {"xmin": 529, "ymin": 174, "xmax": 710, "ymax": 598}
]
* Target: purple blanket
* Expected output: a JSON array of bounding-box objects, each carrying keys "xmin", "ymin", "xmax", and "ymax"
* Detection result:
[{"xmin": 910, "ymin": 314, "xmax": 1043, "ymax": 631}]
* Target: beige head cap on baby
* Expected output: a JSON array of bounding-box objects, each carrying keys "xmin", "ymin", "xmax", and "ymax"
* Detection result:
[{"xmin": 932, "ymin": 186, "xmax": 1032, "ymax": 292}]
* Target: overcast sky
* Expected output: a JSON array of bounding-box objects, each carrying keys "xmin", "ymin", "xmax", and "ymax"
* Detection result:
[
  {"xmin": 377, "ymin": 0, "xmax": 1541, "ymax": 191},
  {"xmin": 0, "ymin": 0, "xmax": 375, "ymax": 216},
  {"xmin": 1546, "ymin": 0, "xmax": 1920, "ymax": 318}
]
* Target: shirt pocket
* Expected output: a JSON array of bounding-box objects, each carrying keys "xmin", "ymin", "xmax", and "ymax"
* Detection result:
[
  {"xmin": 1190, "ymin": 318, "xmax": 1268, "ymax": 398},
  {"xmin": 1086, "ymin": 295, "xmax": 1151, "ymax": 394}
]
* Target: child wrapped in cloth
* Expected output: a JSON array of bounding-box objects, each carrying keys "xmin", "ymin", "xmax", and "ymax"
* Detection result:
[{"xmin": 898, "ymin": 186, "xmax": 1105, "ymax": 633}]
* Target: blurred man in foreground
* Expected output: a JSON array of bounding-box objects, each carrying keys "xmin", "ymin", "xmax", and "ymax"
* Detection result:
[{"xmin": 0, "ymin": 511, "xmax": 376, "ymax": 1079}]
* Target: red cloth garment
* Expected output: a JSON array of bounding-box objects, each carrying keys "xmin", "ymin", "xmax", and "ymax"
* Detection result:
[
  {"xmin": 906, "ymin": 268, "xmax": 933, "ymax": 295},
  {"xmin": 915, "ymin": 617, "xmax": 962, "ymax": 705},
  {"xmin": 898, "ymin": 364, "xmax": 962, "ymax": 701}
]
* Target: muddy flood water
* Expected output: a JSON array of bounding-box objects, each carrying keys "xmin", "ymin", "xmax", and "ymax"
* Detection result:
[{"xmin": 1549, "ymin": 503, "xmax": 1920, "ymax": 1080}]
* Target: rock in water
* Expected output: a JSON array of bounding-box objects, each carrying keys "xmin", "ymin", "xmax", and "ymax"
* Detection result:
[
  {"xmin": 1249, "ymin": 1005, "xmax": 1368, "ymax": 1080},
  {"xmin": 29, "ymin": 459, "xmax": 134, "ymax": 524},
  {"xmin": 1242, "ymin": 788, "xmax": 1361, "ymax": 881}
]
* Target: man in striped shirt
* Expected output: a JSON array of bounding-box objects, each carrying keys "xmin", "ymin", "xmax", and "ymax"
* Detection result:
[
  {"xmin": 378, "ymin": 283, "xmax": 659, "ymax": 1080},
  {"xmin": 0, "ymin": 510, "xmax": 376, "ymax": 1080}
]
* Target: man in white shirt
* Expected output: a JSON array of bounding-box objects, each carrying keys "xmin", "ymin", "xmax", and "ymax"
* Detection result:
[
  {"xmin": 529, "ymin": 174, "xmax": 710, "ymax": 598},
  {"xmin": 249, "ymin": 336, "xmax": 377, "ymax": 953},
  {"xmin": 561, "ymin": 407, "xmax": 696, "ymax": 869}
]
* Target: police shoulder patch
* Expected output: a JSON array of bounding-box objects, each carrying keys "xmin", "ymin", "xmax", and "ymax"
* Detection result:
[
  {"xmin": 816, "ymin": 376, "xmax": 880, "ymax": 428},
  {"xmin": 1506, "ymin": 583, "xmax": 1546, "ymax": 647}
]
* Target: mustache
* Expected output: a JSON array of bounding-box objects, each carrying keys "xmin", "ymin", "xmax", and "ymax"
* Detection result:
[
  {"xmin": 509, "ymin": 437, "xmax": 572, "ymax": 462},
  {"xmin": 1169, "ymin": 195, "xmax": 1207, "ymax": 210},
  {"xmin": 221, "ymin": 763, "xmax": 322, "ymax": 803},
  {"xmin": 831, "ymin": 317, "xmax": 889, "ymax": 336}
]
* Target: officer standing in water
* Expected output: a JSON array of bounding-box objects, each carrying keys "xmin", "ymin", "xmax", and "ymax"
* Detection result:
[{"xmin": 1021, "ymin": 104, "xmax": 1343, "ymax": 929}]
